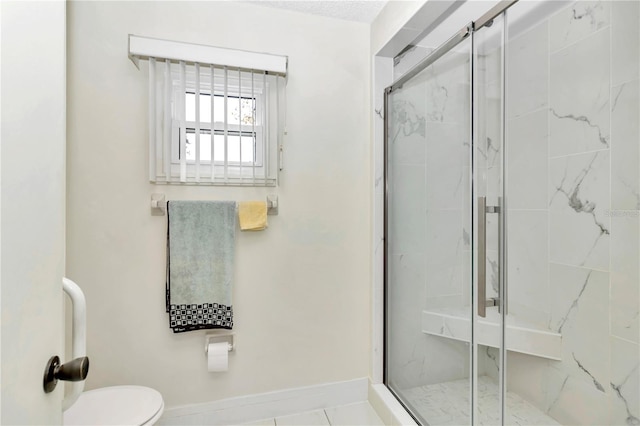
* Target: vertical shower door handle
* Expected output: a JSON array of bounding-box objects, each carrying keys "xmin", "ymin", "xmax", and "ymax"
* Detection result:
[
  {"xmin": 478, "ymin": 197, "xmax": 487, "ymax": 318},
  {"xmin": 478, "ymin": 197, "xmax": 501, "ymax": 318}
]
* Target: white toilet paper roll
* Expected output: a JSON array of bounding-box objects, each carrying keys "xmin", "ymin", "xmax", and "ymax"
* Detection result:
[{"xmin": 207, "ymin": 342, "xmax": 229, "ymax": 372}]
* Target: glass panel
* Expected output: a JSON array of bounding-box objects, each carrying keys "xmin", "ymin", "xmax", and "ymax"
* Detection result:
[
  {"xmin": 386, "ymin": 36, "xmax": 472, "ymax": 425},
  {"xmin": 186, "ymin": 92, "xmax": 255, "ymax": 125},
  {"xmin": 473, "ymin": 12, "xmax": 506, "ymax": 426},
  {"xmin": 184, "ymin": 132, "xmax": 212, "ymax": 162},
  {"xmin": 184, "ymin": 132, "xmax": 255, "ymax": 164}
]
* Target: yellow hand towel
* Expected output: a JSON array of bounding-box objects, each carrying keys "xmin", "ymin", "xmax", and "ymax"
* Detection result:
[{"xmin": 238, "ymin": 201, "xmax": 268, "ymax": 231}]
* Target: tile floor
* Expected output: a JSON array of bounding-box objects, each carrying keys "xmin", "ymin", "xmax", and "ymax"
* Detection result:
[
  {"xmin": 402, "ymin": 376, "xmax": 560, "ymax": 425},
  {"xmin": 242, "ymin": 402, "xmax": 385, "ymax": 426}
]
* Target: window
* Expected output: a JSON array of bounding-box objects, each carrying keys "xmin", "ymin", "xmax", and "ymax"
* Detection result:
[
  {"xmin": 181, "ymin": 92, "xmax": 259, "ymax": 166},
  {"xmin": 129, "ymin": 35, "xmax": 287, "ymax": 186}
]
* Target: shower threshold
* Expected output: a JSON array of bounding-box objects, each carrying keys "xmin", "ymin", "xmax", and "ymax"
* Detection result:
[{"xmin": 402, "ymin": 376, "xmax": 560, "ymax": 425}]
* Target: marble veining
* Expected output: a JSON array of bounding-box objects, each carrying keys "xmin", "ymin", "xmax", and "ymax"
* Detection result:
[
  {"xmin": 462, "ymin": 229, "xmax": 470, "ymax": 246},
  {"xmin": 390, "ymin": 100, "xmax": 425, "ymax": 141},
  {"xmin": 550, "ymin": 108, "xmax": 609, "ymax": 148},
  {"xmin": 547, "ymin": 376, "xmax": 569, "ymax": 413},
  {"xmin": 427, "ymin": 82, "xmax": 449, "ymax": 123},
  {"xmin": 550, "ymin": 150, "xmax": 610, "ymax": 270},
  {"xmin": 549, "ymin": 27, "xmax": 610, "ymax": 157},
  {"xmin": 572, "ymin": 352, "xmax": 605, "ymax": 392},
  {"xmin": 610, "ymin": 337, "xmax": 640, "ymax": 425},
  {"xmin": 424, "ymin": 51, "xmax": 470, "ymax": 125},
  {"xmin": 611, "ymin": 84, "xmax": 625, "ymax": 111},
  {"xmin": 550, "ymin": 0, "xmax": 610, "ymax": 53},
  {"xmin": 554, "ymin": 270, "xmax": 591, "ymax": 334},
  {"xmin": 569, "ymin": 3, "xmax": 606, "ymax": 29},
  {"xmin": 552, "ymin": 153, "xmax": 609, "ymax": 239},
  {"xmin": 477, "ymin": 137, "xmax": 500, "ymax": 165},
  {"xmin": 485, "ymin": 346, "xmax": 499, "ymax": 374},
  {"xmin": 610, "ymin": 366, "xmax": 640, "ymax": 425}
]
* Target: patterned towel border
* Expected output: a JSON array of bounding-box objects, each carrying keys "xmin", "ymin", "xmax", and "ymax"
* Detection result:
[{"xmin": 169, "ymin": 303, "xmax": 233, "ymax": 333}]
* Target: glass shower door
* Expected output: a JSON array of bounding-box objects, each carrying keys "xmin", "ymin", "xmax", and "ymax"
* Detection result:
[
  {"xmin": 385, "ymin": 35, "xmax": 474, "ymax": 425},
  {"xmin": 387, "ymin": 1, "xmax": 640, "ymax": 424}
]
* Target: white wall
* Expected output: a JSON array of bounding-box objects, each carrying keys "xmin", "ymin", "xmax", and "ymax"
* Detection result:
[
  {"xmin": 1, "ymin": 1, "xmax": 67, "ymax": 423},
  {"xmin": 370, "ymin": 0, "xmax": 426, "ymax": 56},
  {"xmin": 66, "ymin": 1, "xmax": 371, "ymax": 408}
]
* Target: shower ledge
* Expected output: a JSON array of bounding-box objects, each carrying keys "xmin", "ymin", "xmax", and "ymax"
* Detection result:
[{"xmin": 422, "ymin": 308, "xmax": 562, "ymax": 361}]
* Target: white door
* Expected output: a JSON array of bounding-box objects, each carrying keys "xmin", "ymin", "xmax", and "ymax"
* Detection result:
[{"xmin": 1, "ymin": 1, "xmax": 67, "ymax": 423}]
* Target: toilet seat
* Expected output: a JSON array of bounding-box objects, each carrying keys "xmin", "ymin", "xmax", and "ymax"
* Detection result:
[{"xmin": 64, "ymin": 385, "xmax": 164, "ymax": 425}]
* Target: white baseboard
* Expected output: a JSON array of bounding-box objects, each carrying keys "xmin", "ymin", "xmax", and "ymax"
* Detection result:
[{"xmin": 157, "ymin": 378, "xmax": 368, "ymax": 425}]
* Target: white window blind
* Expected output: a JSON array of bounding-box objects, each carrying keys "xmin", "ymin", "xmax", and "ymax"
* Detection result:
[{"xmin": 129, "ymin": 35, "xmax": 287, "ymax": 186}]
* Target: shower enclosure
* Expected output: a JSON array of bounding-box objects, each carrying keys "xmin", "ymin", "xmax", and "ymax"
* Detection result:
[{"xmin": 384, "ymin": 1, "xmax": 639, "ymax": 424}]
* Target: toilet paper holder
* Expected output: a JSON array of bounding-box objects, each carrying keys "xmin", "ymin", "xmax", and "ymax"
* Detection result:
[{"xmin": 205, "ymin": 333, "xmax": 234, "ymax": 354}]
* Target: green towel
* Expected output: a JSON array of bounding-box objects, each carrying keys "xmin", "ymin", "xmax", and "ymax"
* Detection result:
[{"xmin": 166, "ymin": 201, "xmax": 237, "ymax": 333}]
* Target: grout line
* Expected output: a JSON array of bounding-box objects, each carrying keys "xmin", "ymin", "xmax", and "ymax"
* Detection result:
[
  {"xmin": 548, "ymin": 147, "xmax": 610, "ymax": 161},
  {"xmin": 549, "ymin": 22, "xmax": 611, "ymax": 57},
  {"xmin": 510, "ymin": 105, "xmax": 549, "ymax": 122},
  {"xmin": 610, "ymin": 334, "xmax": 640, "ymax": 346},
  {"xmin": 612, "ymin": 75, "xmax": 640, "ymax": 89},
  {"xmin": 548, "ymin": 261, "xmax": 609, "ymax": 274},
  {"xmin": 609, "ymin": 0, "xmax": 614, "ymax": 344},
  {"xmin": 546, "ymin": 0, "xmax": 552, "ymax": 334}
]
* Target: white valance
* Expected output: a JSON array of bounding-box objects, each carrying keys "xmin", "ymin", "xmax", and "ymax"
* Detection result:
[{"xmin": 128, "ymin": 35, "xmax": 288, "ymax": 76}]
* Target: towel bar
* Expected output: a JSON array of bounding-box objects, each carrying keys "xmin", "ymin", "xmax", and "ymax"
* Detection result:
[
  {"xmin": 151, "ymin": 194, "xmax": 278, "ymax": 216},
  {"xmin": 150, "ymin": 193, "xmax": 166, "ymax": 214},
  {"xmin": 267, "ymin": 194, "xmax": 278, "ymax": 215}
]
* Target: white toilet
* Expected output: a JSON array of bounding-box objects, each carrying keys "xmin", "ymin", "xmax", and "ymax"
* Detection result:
[{"xmin": 63, "ymin": 385, "xmax": 164, "ymax": 425}]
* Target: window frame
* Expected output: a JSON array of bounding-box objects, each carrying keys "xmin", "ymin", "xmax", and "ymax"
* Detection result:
[{"xmin": 168, "ymin": 73, "xmax": 269, "ymax": 181}]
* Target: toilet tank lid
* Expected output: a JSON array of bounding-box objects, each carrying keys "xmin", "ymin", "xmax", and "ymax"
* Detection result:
[{"xmin": 64, "ymin": 385, "xmax": 164, "ymax": 426}]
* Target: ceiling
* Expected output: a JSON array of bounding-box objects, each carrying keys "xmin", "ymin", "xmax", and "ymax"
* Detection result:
[{"xmin": 247, "ymin": 0, "xmax": 388, "ymax": 24}]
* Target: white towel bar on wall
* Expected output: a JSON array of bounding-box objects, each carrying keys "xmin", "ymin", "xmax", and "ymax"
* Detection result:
[
  {"xmin": 150, "ymin": 194, "xmax": 279, "ymax": 216},
  {"xmin": 151, "ymin": 193, "xmax": 166, "ymax": 214},
  {"xmin": 266, "ymin": 194, "xmax": 278, "ymax": 215}
]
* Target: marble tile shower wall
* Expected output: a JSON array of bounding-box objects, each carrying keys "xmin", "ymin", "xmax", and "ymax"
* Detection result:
[{"xmin": 504, "ymin": 1, "xmax": 639, "ymax": 424}]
